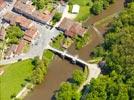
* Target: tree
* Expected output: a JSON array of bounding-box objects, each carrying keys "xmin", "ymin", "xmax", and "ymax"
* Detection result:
[
  {"xmin": 32, "ymin": 0, "xmax": 45, "ymax": 9},
  {"xmin": 52, "ymin": 12, "xmax": 62, "ymax": 23},
  {"xmin": 72, "ymin": 69, "xmax": 86, "ymax": 85},
  {"xmin": 31, "ymin": 57, "xmax": 47, "ymax": 84},
  {"xmin": 85, "ymin": 1, "xmax": 134, "ymax": 99},
  {"xmin": 55, "ymin": 82, "xmax": 80, "ymax": 100},
  {"xmin": 6, "ymin": 25, "xmax": 24, "ymax": 44},
  {"xmin": 91, "ymin": 1, "xmax": 103, "ymax": 15}
]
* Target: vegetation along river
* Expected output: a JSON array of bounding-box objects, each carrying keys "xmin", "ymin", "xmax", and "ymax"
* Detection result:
[{"xmin": 25, "ymin": 0, "xmax": 124, "ymax": 100}]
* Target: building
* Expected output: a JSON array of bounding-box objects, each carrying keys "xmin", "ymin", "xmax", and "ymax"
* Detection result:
[
  {"xmin": 16, "ymin": 16, "xmax": 33, "ymax": 30},
  {"xmin": 0, "ymin": 0, "xmax": 6, "ymax": 11},
  {"xmin": 3, "ymin": 12, "xmax": 33, "ymax": 30},
  {"xmin": 72, "ymin": 4, "xmax": 80, "ymax": 14},
  {"xmin": 0, "ymin": 27, "xmax": 6, "ymax": 40},
  {"xmin": 15, "ymin": 40, "xmax": 26, "ymax": 54},
  {"xmin": 13, "ymin": 1, "xmax": 53, "ymax": 24},
  {"xmin": 13, "ymin": 0, "xmax": 36, "ymax": 16},
  {"xmin": 59, "ymin": 17, "xmax": 86, "ymax": 37},
  {"xmin": 23, "ymin": 26, "xmax": 38, "ymax": 42},
  {"xmin": 5, "ymin": 44, "xmax": 18, "ymax": 59}
]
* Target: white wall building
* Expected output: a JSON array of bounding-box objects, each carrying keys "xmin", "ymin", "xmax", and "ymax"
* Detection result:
[{"xmin": 72, "ymin": 4, "xmax": 80, "ymax": 14}]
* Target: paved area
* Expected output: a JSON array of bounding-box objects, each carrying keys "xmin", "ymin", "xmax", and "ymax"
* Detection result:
[
  {"xmin": 0, "ymin": 22, "xmax": 61, "ymax": 65},
  {"xmin": 78, "ymin": 64, "xmax": 101, "ymax": 92},
  {"xmin": 0, "ymin": 0, "xmax": 17, "ymax": 18},
  {"xmin": 55, "ymin": 4, "xmax": 77, "ymax": 27}
]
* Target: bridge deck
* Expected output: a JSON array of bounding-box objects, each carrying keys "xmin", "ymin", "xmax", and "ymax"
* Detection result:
[{"xmin": 48, "ymin": 46, "xmax": 90, "ymax": 67}]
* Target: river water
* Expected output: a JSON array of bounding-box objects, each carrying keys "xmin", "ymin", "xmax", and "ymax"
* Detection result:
[
  {"xmin": 25, "ymin": 0, "xmax": 124, "ymax": 100},
  {"xmin": 25, "ymin": 28, "xmax": 103, "ymax": 100}
]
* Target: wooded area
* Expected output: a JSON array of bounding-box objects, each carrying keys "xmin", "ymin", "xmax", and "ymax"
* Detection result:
[{"xmin": 87, "ymin": 1, "xmax": 134, "ymax": 100}]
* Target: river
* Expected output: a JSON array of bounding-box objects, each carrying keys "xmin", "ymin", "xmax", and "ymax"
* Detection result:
[{"xmin": 25, "ymin": 0, "xmax": 124, "ymax": 100}]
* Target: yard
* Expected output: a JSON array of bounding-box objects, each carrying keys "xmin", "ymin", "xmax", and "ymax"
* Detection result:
[
  {"xmin": 0, "ymin": 59, "xmax": 33, "ymax": 100},
  {"xmin": 75, "ymin": 6, "xmax": 90, "ymax": 22},
  {"xmin": 68, "ymin": 0, "xmax": 91, "ymax": 22},
  {"xmin": 75, "ymin": 32, "xmax": 90, "ymax": 49}
]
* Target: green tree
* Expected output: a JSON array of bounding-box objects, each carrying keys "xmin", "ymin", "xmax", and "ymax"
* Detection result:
[
  {"xmin": 72, "ymin": 69, "xmax": 86, "ymax": 85},
  {"xmin": 31, "ymin": 57, "xmax": 47, "ymax": 84},
  {"xmin": 85, "ymin": 1, "xmax": 134, "ymax": 99},
  {"xmin": 55, "ymin": 82, "xmax": 80, "ymax": 100},
  {"xmin": 91, "ymin": 1, "xmax": 103, "ymax": 15},
  {"xmin": 52, "ymin": 12, "xmax": 62, "ymax": 23},
  {"xmin": 6, "ymin": 25, "xmax": 24, "ymax": 44},
  {"xmin": 32, "ymin": 0, "xmax": 45, "ymax": 9}
]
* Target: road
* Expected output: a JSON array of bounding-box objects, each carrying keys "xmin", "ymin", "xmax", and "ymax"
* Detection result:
[
  {"xmin": 0, "ymin": 23, "xmax": 61, "ymax": 65},
  {"xmin": 0, "ymin": 0, "xmax": 17, "ymax": 18}
]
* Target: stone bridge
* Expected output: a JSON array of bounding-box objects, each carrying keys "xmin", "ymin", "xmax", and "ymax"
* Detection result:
[{"xmin": 48, "ymin": 46, "xmax": 91, "ymax": 67}]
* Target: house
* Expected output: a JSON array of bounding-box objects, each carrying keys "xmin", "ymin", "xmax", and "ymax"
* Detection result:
[
  {"xmin": 3, "ymin": 12, "xmax": 33, "ymax": 30},
  {"xmin": 3, "ymin": 12, "xmax": 16, "ymax": 25},
  {"xmin": 13, "ymin": 0, "xmax": 36, "ymax": 16},
  {"xmin": 13, "ymin": 1, "xmax": 54, "ymax": 24},
  {"xmin": 23, "ymin": 26, "xmax": 38, "ymax": 42},
  {"xmin": 32, "ymin": 10, "xmax": 52, "ymax": 24},
  {"xmin": 72, "ymin": 4, "xmax": 80, "ymax": 14},
  {"xmin": 16, "ymin": 16, "xmax": 33, "ymax": 30},
  {"xmin": 15, "ymin": 40, "xmax": 26, "ymax": 54},
  {"xmin": 0, "ymin": 27, "xmax": 6, "ymax": 40},
  {"xmin": 5, "ymin": 44, "xmax": 18, "ymax": 59},
  {"xmin": 59, "ymin": 17, "xmax": 86, "ymax": 37},
  {"xmin": 0, "ymin": 0, "xmax": 6, "ymax": 11}
]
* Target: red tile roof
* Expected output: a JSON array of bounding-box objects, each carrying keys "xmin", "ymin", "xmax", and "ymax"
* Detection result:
[
  {"xmin": 0, "ymin": 0, "xmax": 6, "ymax": 9},
  {"xmin": 32, "ymin": 10, "xmax": 52, "ymax": 22},
  {"xmin": 23, "ymin": 35, "xmax": 32, "ymax": 42},
  {"xmin": 14, "ymin": 1, "xmax": 53, "ymax": 23},
  {"xmin": 15, "ymin": 40, "xmax": 26, "ymax": 54},
  {"xmin": 23, "ymin": 26, "xmax": 38, "ymax": 42},
  {"xmin": 14, "ymin": 1, "xmax": 36, "ymax": 14},
  {"xmin": 59, "ymin": 18, "xmax": 86, "ymax": 37},
  {"xmin": 16, "ymin": 16, "xmax": 32, "ymax": 29},
  {"xmin": 3, "ymin": 12, "xmax": 32, "ymax": 29}
]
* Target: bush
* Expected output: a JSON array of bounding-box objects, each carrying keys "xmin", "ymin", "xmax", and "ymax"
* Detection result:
[{"xmin": 52, "ymin": 12, "xmax": 62, "ymax": 23}]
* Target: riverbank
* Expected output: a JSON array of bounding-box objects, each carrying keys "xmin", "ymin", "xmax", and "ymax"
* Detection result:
[{"xmin": 25, "ymin": 0, "xmax": 125, "ymax": 99}]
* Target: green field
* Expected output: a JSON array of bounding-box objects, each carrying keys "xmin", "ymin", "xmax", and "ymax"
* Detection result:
[{"xmin": 0, "ymin": 60, "xmax": 33, "ymax": 100}]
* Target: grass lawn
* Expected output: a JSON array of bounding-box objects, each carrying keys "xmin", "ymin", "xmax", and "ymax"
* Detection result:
[
  {"xmin": 69, "ymin": 0, "xmax": 89, "ymax": 6},
  {"xmin": 0, "ymin": 59, "xmax": 33, "ymax": 100},
  {"xmin": 68, "ymin": 0, "xmax": 91, "ymax": 22},
  {"xmin": 43, "ymin": 50, "xmax": 54, "ymax": 64},
  {"xmin": 52, "ymin": 34, "xmax": 64, "ymax": 50},
  {"xmin": 75, "ymin": 6, "xmax": 90, "ymax": 22}
]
